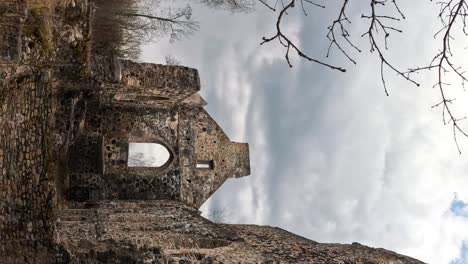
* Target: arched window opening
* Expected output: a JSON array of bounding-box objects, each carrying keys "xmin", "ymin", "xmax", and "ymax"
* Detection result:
[
  {"xmin": 196, "ymin": 160, "xmax": 213, "ymax": 169},
  {"xmin": 128, "ymin": 143, "xmax": 171, "ymax": 167}
]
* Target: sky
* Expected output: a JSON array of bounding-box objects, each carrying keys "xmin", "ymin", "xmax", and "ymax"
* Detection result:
[
  {"xmin": 140, "ymin": 1, "xmax": 468, "ymax": 263},
  {"xmin": 128, "ymin": 143, "xmax": 171, "ymax": 167}
]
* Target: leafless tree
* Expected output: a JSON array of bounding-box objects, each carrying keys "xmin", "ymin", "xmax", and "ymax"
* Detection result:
[
  {"xmin": 206, "ymin": 207, "xmax": 231, "ymax": 224},
  {"xmin": 165, "ymin": 55, "xmax": 181, "ymax": 65},
  {"xmin": 405, "ymin": 0, "xmax": 468, "ymax": 153},
  {"xmin": 92, "ymin": 0, "xmax": 199, "ymax": 59},
  {"xmin": 93, "ymin": 0, "xmax": 145, "ymax": 59},
  {"xmin": 199, "ymin": 0, "xmax": 254, "ymax": 13},
  {"xmin": 115, "ymin": 0, "xmax": 199, "ymax": 43},
  {"xmin": 255, "ymin": 0, "xmax": 468, "ymax": 153}
]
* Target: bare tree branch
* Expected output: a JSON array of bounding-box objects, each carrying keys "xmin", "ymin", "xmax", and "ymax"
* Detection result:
[
  {"xmin": 200, "ymin": 0, "xmax": 254, "ymax": 13},
  {"xmin": 406, "ymin": 0, "xmax": 468, "ymax": 153},
  {"xmin": 92, "ymin": 0, "xmax": 199, "ymax": 59},
  {"xmin": 326, "ymin": 0, "xmax": 361, "ymax": 65},
  {"xmin": 165, "ymin": 55, "xmax": 180, "ymax": 65},
  {"xmin": 116, "ymin": 4, "xmax": 199, "ymax": 43},
  {"xmin": 361, "ymin": 0, "xmax": 419, "ymax": 96},
  {"xmin": 260, "ymin": 0, "xmax": 346, "ymax": 72}
]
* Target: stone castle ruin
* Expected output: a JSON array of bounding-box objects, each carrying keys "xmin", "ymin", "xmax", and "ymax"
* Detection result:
[
  {"xmin": 63, "ymin": 59, "xmax": 250, "ymax": 208},
  {"xmin": 0, "ymin": 0, "xmax": 424, "ymax": 263}
]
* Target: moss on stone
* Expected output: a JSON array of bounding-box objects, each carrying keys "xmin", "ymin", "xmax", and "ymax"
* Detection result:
[{"xmin": 24, "ymin": 1, "xmax": 52, "ymax": 57}]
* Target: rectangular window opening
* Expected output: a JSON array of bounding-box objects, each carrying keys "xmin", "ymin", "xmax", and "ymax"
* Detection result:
[{"xmin": 196, "ymin": 160, "xmax": 214, "ymax": 169}]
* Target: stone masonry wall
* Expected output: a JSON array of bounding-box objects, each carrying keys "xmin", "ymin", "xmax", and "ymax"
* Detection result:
[
  {"xmin": 55, "ymin": 200, "xmax": 242, "ymax": 263},
  {"xmin": 55, "ymin": 200, "xmax": 425, "ymax": 263},
  {"xmin": 178, "ymin": 106, "xmax": 250, "ymax": 208},
  {"xmin": 1, "ymin": 0, "xmax": 93, "ymax": 261},
  {"xmin": 224, "ymin": 225, "xmax": 425, "ymax": 263},
  {"xmin": 100, "ymin": 59, "xmax": 200, "ymax": 109},
  {"xmin": 66, "ymin": 106, "xmax": 182, "ymax": 201},
  {"xmin": 0, "ymin": 65, "xmax": 55, "ymax": 262}
]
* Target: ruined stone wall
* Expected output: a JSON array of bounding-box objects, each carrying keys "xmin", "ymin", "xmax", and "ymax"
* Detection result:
[
  {"xmin": 55, "ymin": 200, "xmax": 244, "ymax": 263},
  {"xmin": 54, "ymin": 46, "xmax": 207, "ymax": 204},
  {"xmin": 48, "ymin": 0, "xmax": 99, "ymax": 207},
  {"xmin": 100, "ymin": 60, "xmax": 200, "ymax": 109},
  {"xmin": 0, "ymin": 0, "xmax": 94, "ymax": 261},
  {"xmin": 54, "ymin": 82, "xmax": 185, "ymax": 201},
  {"xmin": 55, "ymin": 201, "xmax": 425, "ymax": 264},
  {"xmin": 66, "ymin": 105, "xmax": 182, "ymax": 201},
  {"xmin": 178, "ymin": 106, "xmax": 250, "ymax": 208},
  {"xmin": 53, "ymin": 0, "xmax": 94, "ymax": 83},
  {"xmin": 56, "ymin": 201, "xmax": 239, "ymax": 250},
  {"xmin": 0, "ymin": 1, "xmax": 54, "ymax": 262},
  {"xmin": 52, "ymin": 89, "xmax": 96, "ymax": 204},
  {"xmin": 223, "ymin": 225, "xmax": 425, "ymax": 264},
  {"xmin": 0, "ymin": 66, "xmax": 55, "ymax": 262}
]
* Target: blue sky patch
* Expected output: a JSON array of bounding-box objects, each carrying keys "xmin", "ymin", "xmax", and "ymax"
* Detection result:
[
  {"xmin": 451, "ymin": 196, "xmax": 468, "ymax": 218},
  {"xmin": 450, "ymin": 196, "xmax": 468, "ymax": 264}
]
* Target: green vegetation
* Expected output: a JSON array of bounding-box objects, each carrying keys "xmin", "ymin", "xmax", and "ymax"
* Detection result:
[{"xmin": 25, "ymin": 1, "xmax": 52, "ymax": 57}]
